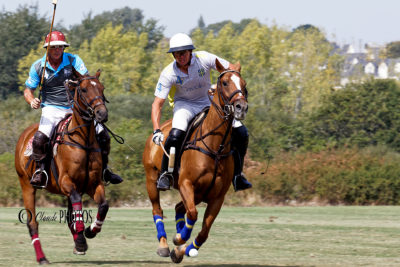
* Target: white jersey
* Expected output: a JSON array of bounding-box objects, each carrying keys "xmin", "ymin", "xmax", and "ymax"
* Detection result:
[{"xmin": 155, "ymin": 51, "xmax": 230, "ymax": 108}]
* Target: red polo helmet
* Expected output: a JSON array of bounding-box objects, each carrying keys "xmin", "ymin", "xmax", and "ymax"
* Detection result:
[{"xmin": 43, "ymin": 31, "xmax": 70, "ymax": 48}]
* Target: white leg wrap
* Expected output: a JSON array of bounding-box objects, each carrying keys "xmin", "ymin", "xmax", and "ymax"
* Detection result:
[{"xmin": 90, "ymin": 219, "xmax": 104, "ymax": 231}]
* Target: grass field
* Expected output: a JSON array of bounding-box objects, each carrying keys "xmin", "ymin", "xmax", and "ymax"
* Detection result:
[{"xmin": 1, "ymin": 206, "xmax": 400, "ymax": 266}]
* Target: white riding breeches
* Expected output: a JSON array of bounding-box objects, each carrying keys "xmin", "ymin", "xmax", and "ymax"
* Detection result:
[
  {"xmin": 172, "ymin": 102, "xmax": 206, "ymax": 132},
  {"xmin": 38, "ymin": 105, "xmax": 104, "ymax": 137}
]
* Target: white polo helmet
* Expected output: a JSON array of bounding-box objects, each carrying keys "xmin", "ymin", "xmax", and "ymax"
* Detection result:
[{"xmin": 167, "ymin": 33, "xmax": 196, "ymax": 53}]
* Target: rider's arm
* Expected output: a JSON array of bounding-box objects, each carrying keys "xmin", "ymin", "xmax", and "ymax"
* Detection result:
[
  {"xmin": 151, "ymin": 96, "xmax": 166, "ymax": 131},
  {"xmin": 24, "ymin": 87, "xmax": 41, "ymax": 109}
]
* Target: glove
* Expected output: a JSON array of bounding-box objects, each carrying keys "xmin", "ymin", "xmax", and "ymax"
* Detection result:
[
  {"xmin": 30, "ymin": 98, "xmax": 41, "ymax": 109},
  {"xmin": 152, "ymin": 129, "xmax": 164, "ymax": 145}
]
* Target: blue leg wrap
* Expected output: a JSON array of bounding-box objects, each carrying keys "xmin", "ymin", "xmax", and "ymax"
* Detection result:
[
  {"xmin": 175, "ymin": 213, "xmax": 185, "ymax": 233},
  {"xmin": 185, "ymin": 239, "xmax": 202, "ymax": 256},
  {"xmin": 180, "ymin": 218, "xmax": 196, "ymax": 241},
  {"xmin": 153, "ymin": 215, "xmax": 167, "ymax": 241}
]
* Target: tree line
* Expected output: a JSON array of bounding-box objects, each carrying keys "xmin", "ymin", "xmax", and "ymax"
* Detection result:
[{"xmin": 1, "ymin": 4, "xmax": 400, "ymax": 205}]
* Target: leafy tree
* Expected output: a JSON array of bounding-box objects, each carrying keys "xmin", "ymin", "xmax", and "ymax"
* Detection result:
[
  {"xmin": 306, "ymin": 79, "xmax": 400, "ymax": 151},
  {"xmin": 76, "ymin": 23, "xmax": 150, "ymax": 96},
  {"xmin": 67, "ymin": 7, "xmax": 164, "ymax": 49},
  {"xmin": 0, "ymin": 4, "xmax": 48, "ymax": 98},
  {"xmin": 385, "ymin": 41, "xmax": 400, "ymax": 58},
  {"xmin": 17, "ymin": 43, "xmax": 44, "ymax": 92},
  {"xmin": 190, "ymin": 18, "xmax": 252, "ymax": 36},
  {"xmin": 281, "ymin": 25, "xmax": 336, "ymax": 116}
]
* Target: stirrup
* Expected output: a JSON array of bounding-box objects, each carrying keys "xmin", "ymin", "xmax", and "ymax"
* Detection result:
[
  {"xmin": 157, "ymin": 171, "xmax": 173, "ymax": 191},
  {"xmin": 31, "ymin": 169, "xmax": 49, "ymax": 189}
]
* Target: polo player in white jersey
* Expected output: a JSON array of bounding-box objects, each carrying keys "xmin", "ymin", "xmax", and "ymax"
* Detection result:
[{"xmin": 151, "ymin": 33, "xmax": 252, "ymax": 191}]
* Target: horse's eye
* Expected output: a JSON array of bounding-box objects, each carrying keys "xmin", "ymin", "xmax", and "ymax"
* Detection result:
[
  {"xmin": 81, "ymin": 88, "xmax": 87, "ymax": 93},
  {"xmin": 222, "ymin": 81, "xmax": 228, "ymax": 86}
]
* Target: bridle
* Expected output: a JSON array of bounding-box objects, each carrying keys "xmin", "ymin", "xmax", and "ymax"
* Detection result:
[
  {"xmin": 65, "ymin": 76, "xmax": 108, "ymax": 122},
  {"xmin": 190, "ymin": 70, "xmax": 248, "ymax": 154},
  {"xmin": 209, "ymin": 70, "xmax": 247, "ymax": 119}
]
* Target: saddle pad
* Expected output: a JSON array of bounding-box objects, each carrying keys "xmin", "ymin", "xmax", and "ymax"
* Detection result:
[{"xmin": 24, "ymin": 137, "xmax": 34, "ymax": 157}]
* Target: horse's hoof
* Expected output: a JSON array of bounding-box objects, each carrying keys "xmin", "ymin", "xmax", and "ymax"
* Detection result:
[
  {"xmin": 74, "ymin": 232, "xmax": 88, "ymax": 254},
  {"xmin": 84, "ymin": 226, "xmax": 97, "ymax": 239},
  {"xmin": 157, "ymin": 247, "xmax": 170, "ymax": 257},
  {"xmin": 38, "ymin": 257, "xmax": 50, "ymax": 264},
  {"xmin": 73, "ymin": 247, "xmax": 86, "ymax": 255},
  {"xmin": 170, "ymin": 246, "xmax": 184, "ymax": 263},
  {"xmin": 173, "ymin": 233, "xmax": 185, "ymax": 246}
]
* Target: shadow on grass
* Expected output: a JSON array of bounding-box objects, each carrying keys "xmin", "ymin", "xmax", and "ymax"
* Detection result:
[
  {"xmin": 53, "ymin": 260, "xmax": 173, "ymax": 265},
  {"xmin": 185, "ymin": 265, "xmax": 302, "ymax": 267},
  {"xmin": 54, "ymin": 261, "xmax": 301, "ymax": 267}
]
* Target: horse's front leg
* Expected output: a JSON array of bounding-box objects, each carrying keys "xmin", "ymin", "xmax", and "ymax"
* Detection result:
[
  {"xmin": 146, "ymin": 168, "xmax": 170, "ymax": 257},
  {"xmin": 85, "ymin": 183, "xmax": 109, "ymax": 239},
  {"xmin": 171, "ymin": 179, "xmax": 198, "ymax": 263},
  {"xmin": 186, "ymin": 196, "xmax": 225, "ymax": 258},
  {"xmin": 68, "ymin": 189, "xmax": 88, "ymax": 255},
  {"xmin": 20, "ymin": 182, "xmax": 50, "ymax": 264},
  {"xmin": 175, "ymin": 201, "xmax": 186, "ymax": 234}
]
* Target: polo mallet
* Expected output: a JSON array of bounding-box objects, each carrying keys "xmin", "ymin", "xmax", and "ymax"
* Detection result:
[{"xmin": 39, "ymin": 0, "xmax": 58, "ymax": 97}]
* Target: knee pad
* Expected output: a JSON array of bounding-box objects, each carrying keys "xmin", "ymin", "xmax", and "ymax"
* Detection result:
[
  {"xmin": 32, "ymin": 131, "xmax": 49, "ymax": 161},
  {"xmin": 166, "ymin": 128, "xmax": 186, "ymax": 148}
]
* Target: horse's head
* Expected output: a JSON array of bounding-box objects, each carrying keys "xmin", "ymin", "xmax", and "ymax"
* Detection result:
[
  {"xmin": 215, "ymin": 59, "xmax": 248, "ymax": 121},
  {"xmin": 66, "ymin": 68, "xmax": 108, "ymax": 123}
]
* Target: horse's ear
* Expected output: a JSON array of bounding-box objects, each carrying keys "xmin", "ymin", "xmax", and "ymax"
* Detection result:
[
  {"xmin": 95, "ymin": 69, "xmax": 101, "ymax": 79},
  {"xmin": 72, "ymin": 67, "xmax": 83, "ymax": 80},
  {"xmin": 215, "ymin": 58, "xmax": 226, "ymax": 73},
  {"xmin": 234, "ymin": 61, "xmax": 241, "ymax": 72}
]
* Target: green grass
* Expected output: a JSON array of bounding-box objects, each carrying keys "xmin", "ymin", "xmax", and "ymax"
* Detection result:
[{"xmin": 1, "ymin": 206, "xmax": 400, "ymax": 266}]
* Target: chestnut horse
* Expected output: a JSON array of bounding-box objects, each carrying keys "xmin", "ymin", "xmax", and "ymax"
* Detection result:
[
  {"xmin": 15, "ymin": 69, "xmax": 110, "ymax": 264},
  {"xmin": 143, "ymin": 59, "xmax": 248, "ymax": 263}
]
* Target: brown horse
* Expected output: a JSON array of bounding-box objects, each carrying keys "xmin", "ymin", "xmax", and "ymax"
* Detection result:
[
  {"xmin": 15, "ymin": 68, "xmax": 110, "ymax": 264},
  {"xmin": 143, "ymin": 59, "xmax": 248, "ymax": 263}
]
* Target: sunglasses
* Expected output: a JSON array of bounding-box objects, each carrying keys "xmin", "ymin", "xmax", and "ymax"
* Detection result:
[{"xmin": 49, "ymin": 45, "xmax": 64, "ymax": 49}]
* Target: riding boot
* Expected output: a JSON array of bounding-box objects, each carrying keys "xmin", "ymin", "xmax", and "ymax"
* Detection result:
[
  {"xmin": 157, "ymin": 128, "xmax": 186, "ymax": 191},
  {"xmin": 232, "ymin": 125, "xmax": 252, "ymax": 192},
  {"xmin": 30, "ymin": 131, "xmax": 49, "ymax": 187},
  {"xmin": 96, "ymin": 130, "xmax": 123, "ymax": 185}
]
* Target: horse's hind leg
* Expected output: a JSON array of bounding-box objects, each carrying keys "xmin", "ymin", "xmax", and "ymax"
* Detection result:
[
  {"xmin": 69, "ymin": 189, "xmax": 88, "ymax": 255},
  {"xmin": 20, "ymin": 182, "xmax": 49, "ymax": 264},
  {"xmin": 146, "ymin": 168, "xmax": 170, "ymax": 257},
  {"xmin": 85, "ymin": 183, "xmax": 109, "ymax": 239}
]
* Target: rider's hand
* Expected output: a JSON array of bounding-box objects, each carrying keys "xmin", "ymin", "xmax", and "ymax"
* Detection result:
[
  {"xmin": 30, "ymin": 98, "xmax": 41, "ymax": 109},
  {"xmin": 152, "ymin": 129, "xmax": 164, "ymax": 145}
]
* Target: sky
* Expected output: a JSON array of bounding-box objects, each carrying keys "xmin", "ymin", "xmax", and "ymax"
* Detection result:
[{"xmin": 1, "ymin": 0, "xmax": 399, "ymax": 47}]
